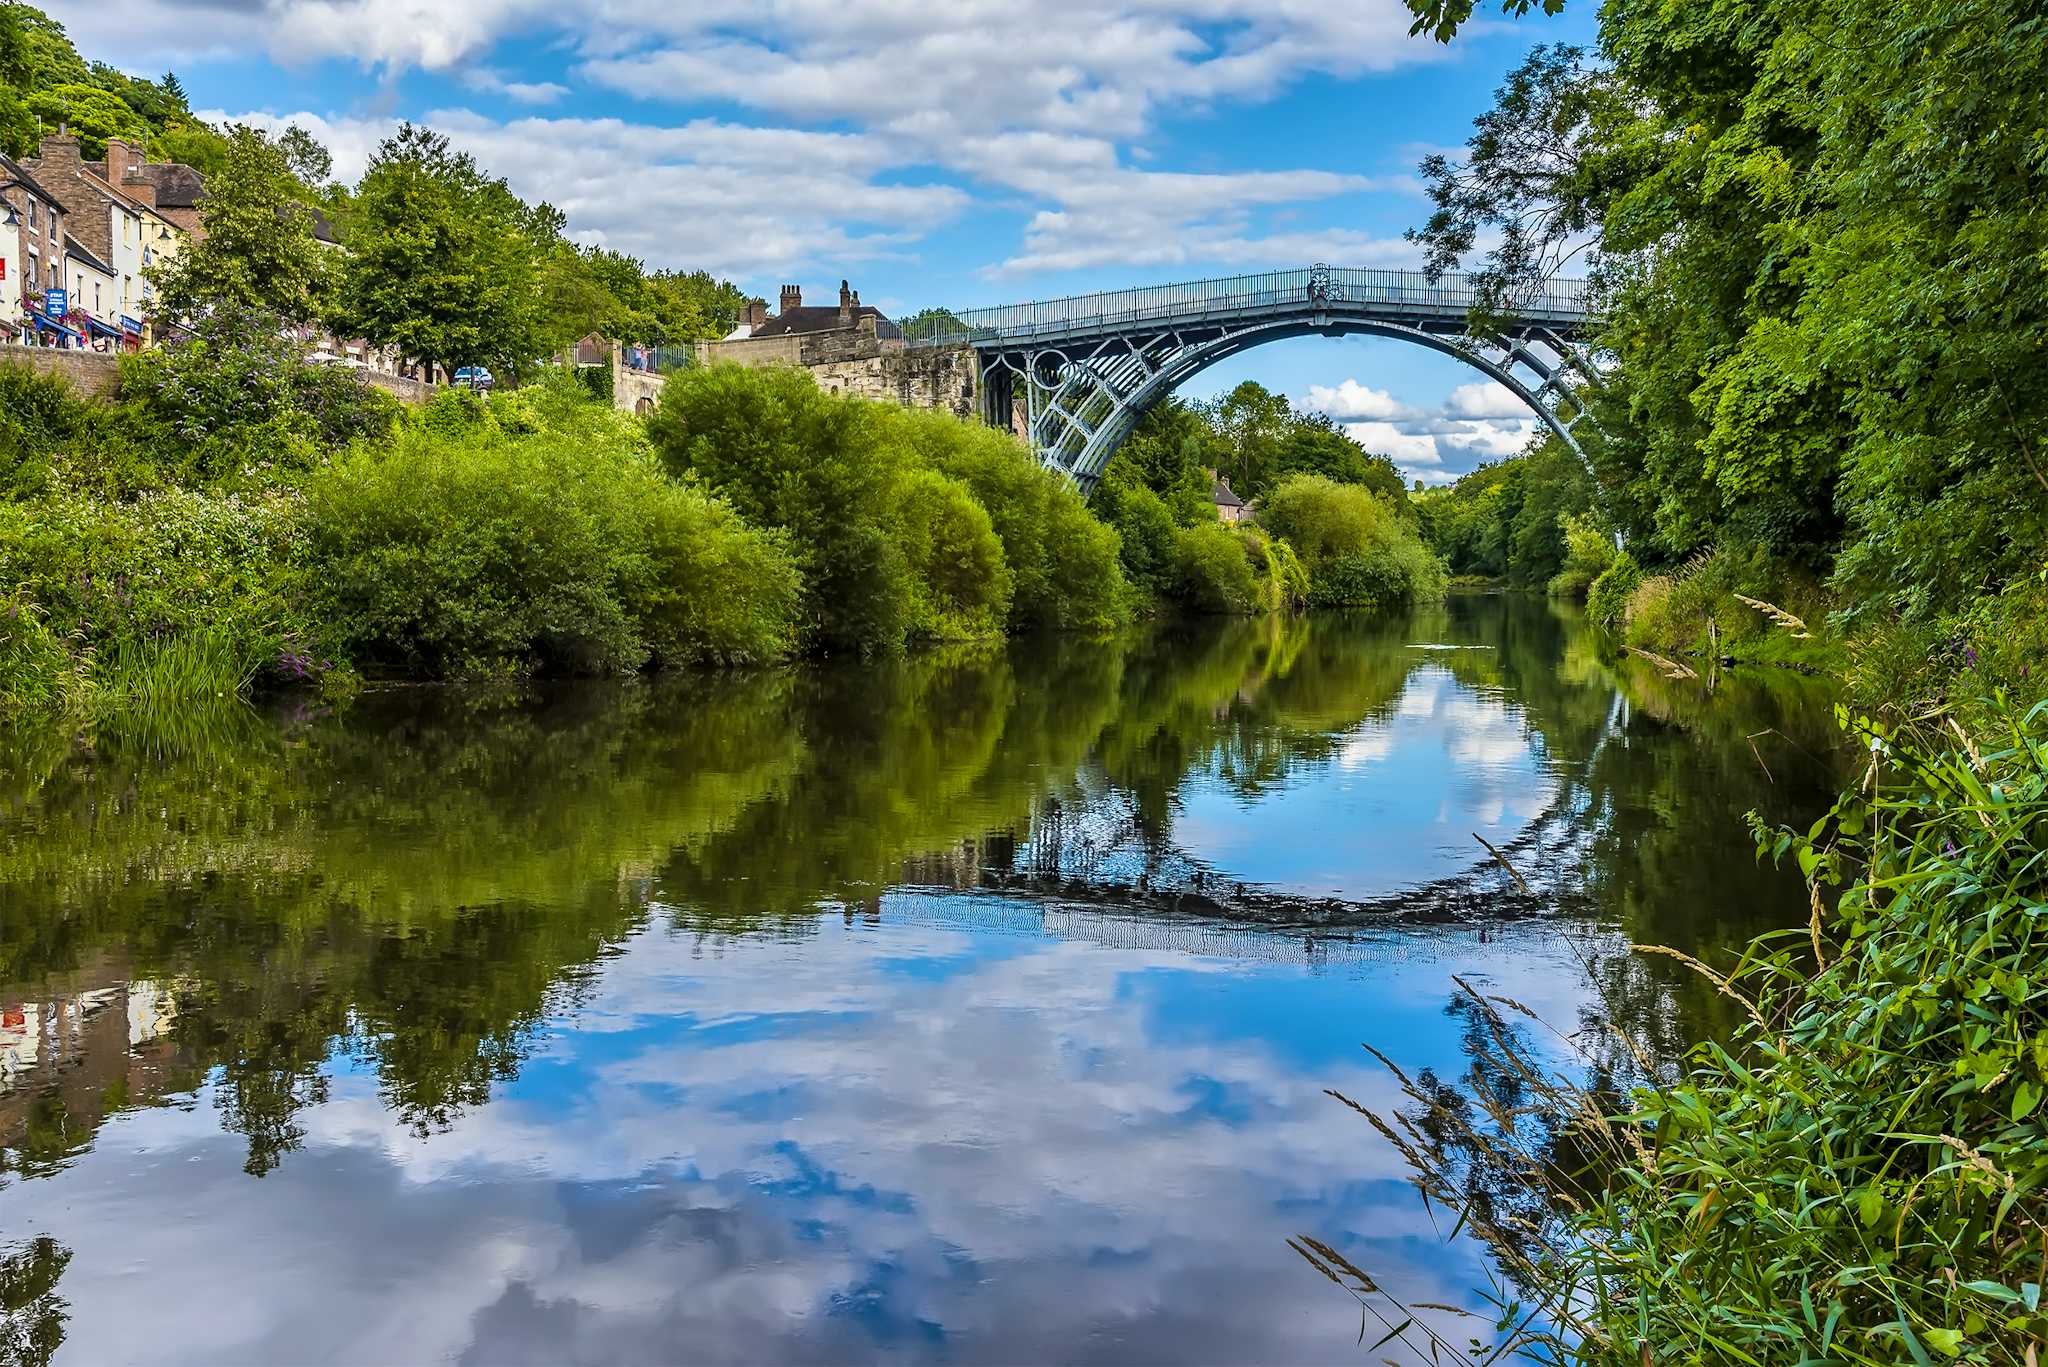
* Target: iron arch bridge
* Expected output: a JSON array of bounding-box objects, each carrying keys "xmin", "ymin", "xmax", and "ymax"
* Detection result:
[{"xmin": 908, "ymin": 266, "xmax": 1595, "ymax": 489}]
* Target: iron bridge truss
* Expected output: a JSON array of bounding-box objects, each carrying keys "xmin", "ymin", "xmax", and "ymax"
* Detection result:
[{"xmin": 912, "ymin": 266, "xmax": 1597, "ymax": 490}]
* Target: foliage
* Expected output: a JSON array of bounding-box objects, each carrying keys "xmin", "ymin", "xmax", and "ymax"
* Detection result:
[
  {"xmin": 24, "ymin": 82, "xmax": 144, "ymax": 160},
  {"xmin": 1099, "ymin": 481, "xmax": 1182, "ymax": 600},
  {"xmin": 1260, "ymin": 472, "xmax": 1446, "ymax": 609},
  {"xmin": 1418, "ymin": 437, "xmax": 1594, "ymax": 587},
  {"xmin": 0, "ymin": 486, "xmax": 311, "ymax": 711},
  {"xmin": 1619, "ymin": 548, "xmax": 1839, "ymax": 671},
  {"xmin": 0, "ymin": 364, "xmax": 86, "ymax": 500},
  {"xmin": 893, "ymin": 467, "xmax": 1013, "ymax": 641},
  {"xmin": 1171, "ymin": 520, "xmax": 1261, "ymax": 615},
  {"xmin": 1415, "ymin": 0, "xmax": 2048, "ymax": 702},
  {"xmin": 1091, "ymin": 397, "xmax": 1214, "ymax": 526},
  {"xmin": 1547, "ymin": 509, "xmax": 1614, "ymax": 600},
  {"xmin": 333, "ymin": 123, "xmax": 560, "ymax": 382},
  {"xmin": 148, "ymin": 125, "xmax": 333, "ymax": 325},
  {"xmin": 648, "ymin": 364, "xmax": 909, "ymax": 656},
  {"xmin": 1583, "ymin": 548, "xmax": 1640, "ymax": 627},
  {"xmin": 116, "ymin": 307, "xmax": 401, "ymax": 487},
  {"xmin": 305, "ymin": 396, "xmax": 799, "ymax": 677}
]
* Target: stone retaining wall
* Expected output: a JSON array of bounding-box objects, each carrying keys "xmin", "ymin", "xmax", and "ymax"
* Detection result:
[{"xmin": 0, "ymin": 346, "xmax": 124, "ymax": 397}]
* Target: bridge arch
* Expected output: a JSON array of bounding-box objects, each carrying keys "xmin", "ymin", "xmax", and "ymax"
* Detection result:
[{"xmin": 931, "ymin": 266, "xmax": 1595, "ymax": 490}]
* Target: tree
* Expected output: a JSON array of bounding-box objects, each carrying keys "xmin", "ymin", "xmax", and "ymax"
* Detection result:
[
  {"xmin": 25, "ymin": 83, "xmax": 143, "ymax": 160},
  {"xmin": 333, "ymin": 123, "xmax": 557, "ymax": 381},
  {"xmin": 148, "ymin": 125, "xmax": 333, "ymax": 326},
  {"xmin": 274, "ymin": 124, "xmax": 332, "ymax": 187},
  {"xmin": 1206, "ymin": 380, "xmax": 1294, "ymax": 500}
]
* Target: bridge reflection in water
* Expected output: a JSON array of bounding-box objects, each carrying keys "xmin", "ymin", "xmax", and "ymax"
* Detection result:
[{"xmin": 910, "ymin": 265, "xmax": 1595, "ymax": 485}]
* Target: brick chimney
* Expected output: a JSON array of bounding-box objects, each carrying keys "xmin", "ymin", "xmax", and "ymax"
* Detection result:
[
  {"xmin": 105, "ymin": 137, "xmax": 145, "ymax": 182},
  {"xmin": 779, "ymin": 285, "xmax": 800, "ymax": 315},
  {"xmin": 838, "ymin": 278, "xmax": 853, "ymax": 325},
  {"xmin": 748, "ymin": 299, "xmax": 767, "ymax": 327}
]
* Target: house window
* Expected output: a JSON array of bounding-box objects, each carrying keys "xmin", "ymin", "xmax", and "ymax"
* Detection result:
[{"xmin": 25, "ymin": 200, "xmax": 35, "ymax": 229}]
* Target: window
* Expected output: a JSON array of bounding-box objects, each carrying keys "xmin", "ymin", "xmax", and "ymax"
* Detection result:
[{"xmin": 26, "ymin": 200, "xmax": 35, "ymax": 229}]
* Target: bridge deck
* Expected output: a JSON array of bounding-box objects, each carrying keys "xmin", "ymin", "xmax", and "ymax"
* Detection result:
[{"xmin": 908, "ymin": 266, "xmax": 1590, "ymax": 349}]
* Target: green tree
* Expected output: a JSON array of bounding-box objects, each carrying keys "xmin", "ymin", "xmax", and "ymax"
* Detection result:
[
  {"xmin": 25, "ymin": 83, "xmax": 143, "ymax": 160},
  {"xmin": 148, "ymin": 125, "xmax": 333, "ymax": 325},
  {"xmin": 334, "ymin": 123, "xmax": 556, "ymax": 382}
]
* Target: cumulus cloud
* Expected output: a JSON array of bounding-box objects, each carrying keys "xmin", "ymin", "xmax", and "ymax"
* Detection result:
[
  {"xmin": 93, "ymin": 0, "xmax": 1447, "ymax": 285},
  {"xmin": 1303, "ymin": 377, "xmax": 1545, "ymax": 485},
  {"xmin": 207, "ymin": 107, "xmax": 966, "ymax": 278}
]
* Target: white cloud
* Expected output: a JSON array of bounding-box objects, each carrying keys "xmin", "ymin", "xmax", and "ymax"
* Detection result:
[
  {"xmin": 1303, "ymin": 375, "xmax": 1546, "ymax": 485},
  {"xmin": 208, "ymin": 107, "xmax": 967, "ymax": 279},
  {"xmin": 460, "ymin": 69, "xmax": 573, "ymax": 105},
  {"xmin": 1302, "ymin": 379, "xmax": 1420, "ymax": 421}
]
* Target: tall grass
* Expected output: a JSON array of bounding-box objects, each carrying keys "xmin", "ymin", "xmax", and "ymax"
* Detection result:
[{"xmin": 1307, "ymin": 699, "xmax": 2048, "ymax": 1364}]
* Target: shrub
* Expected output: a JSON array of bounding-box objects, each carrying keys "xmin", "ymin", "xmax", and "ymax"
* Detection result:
[
  {"xmin": 0, "ymin": 489, "xmax": 311, "ymax": 711},
  {"xmin": 1102, "ymin": 482, "xmax": 1180, "ymax": 598},
  {"xmin": 893, "ymin": 468, "xmax": 1013, "ymax": 640},
  {"xmin": 118, "ymin": 307, "xmax": 401, "ymax": 487},
  {"xmin": 649, "ymin": 365, "xmax": 908, "ymax": 655},
  {"xmin": 1240, "ymin": 524, "xmax": 1311, "ymax": 613},
  {"xmin": 1547, "ymin": 510, "xmax": 1616, "ymax": 600},
  {"xmin": 1262, "ymin": 471, "xmax": 1446, "ymax": 610},
  {"xmin": 306, "ymin": 420, "xmax": 798, "ymax": 676},
  {"xmin": 1172, "ymin": 520, "xmax": 1260, "ymax": 614},
  {"xmin": 1585, "ymin": 548, "xmax": 1643, "ymax": 627},
  {"xmin": 0, "ymin": 364, "xmax": 87, "ymax": 500},
  {"xmin": 894, "ymin": 409, "xmax": 1127, "ymax": 633}
]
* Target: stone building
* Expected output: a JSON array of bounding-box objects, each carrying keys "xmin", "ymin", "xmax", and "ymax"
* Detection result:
[{"xmin": 688, "ymin": 279, "xmax": 979, "ymax": 420}]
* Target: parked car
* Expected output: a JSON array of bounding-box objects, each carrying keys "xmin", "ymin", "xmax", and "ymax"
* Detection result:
[{"xmin": 452, "ymin": 366, "xmax": 495, "ymax": 391}]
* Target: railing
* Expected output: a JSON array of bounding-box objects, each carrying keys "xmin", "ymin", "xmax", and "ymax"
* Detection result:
[
  {"xmin": 622, "ymin": 344, "xmax": 695, "ymax": 375},
  {"xmin": 903, "ymin": 267, "xmax": 1589, "ymax": 349}
]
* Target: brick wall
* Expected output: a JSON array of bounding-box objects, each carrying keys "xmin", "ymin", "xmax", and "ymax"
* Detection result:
[{"xmin": 0, "ymin": 346, "xmax": 123, "ymax": 397}]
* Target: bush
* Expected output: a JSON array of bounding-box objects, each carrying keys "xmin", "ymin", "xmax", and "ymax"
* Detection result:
[
  {"xmin": 894, "ymin": 468, "xmax": 1013, "ymax": 640},
  {"xmin": 1103, "ymin": 482, "xmax": 1181, "ymax": 598},
  {"xmin": 0, "ymin": 488, "xmax": 311, "ymax": 711},
  {"xmin": 1172, "ymin": 520, "xmax": 1261, "ymax": 614},
  {"xmin": 0, "ymin": 364, "xmax": 88, "ymax": 500},
  {"xmin": 1261, "ymin": 471, "xmax": 1446, "ymax": 610},
  {"xmin": 649, "ymin": 365, "xmax": 908, "ymax": 655},
  {"xmin": 306, "ymin": 418, "xmax": 799, "ymax": 676},
  {"xmin": 118, "ymin": 307, "xmax": 402, "ymax": 487},
  {"xmin": 1585, "ymin": 548, "xmax": 1643, "ymax": 627},
  {"xmin": 1240, "ymin": 524, "xmax": 1311, "ymax": 613},
  {"xmin": 892, "ymin": 408, "xmax": 1127, "ymax": 633},
  {"xmin": 1547, "ymin": 510, "xmax": 1616, "ymax": 600}
]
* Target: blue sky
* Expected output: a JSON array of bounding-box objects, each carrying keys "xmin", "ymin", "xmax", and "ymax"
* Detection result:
[{"xmin": 53, "ymin": 0, "xmax": 1596, "ymax": 481}]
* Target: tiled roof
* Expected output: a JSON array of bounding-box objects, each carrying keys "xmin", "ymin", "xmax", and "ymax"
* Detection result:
[
  {"xmin": 1211, "ymin": 478, "xmax": 1245, "ymax": 508},
  {"xmin": 749, "ymin": 305, "xmax": 903, "ymax": 340}
]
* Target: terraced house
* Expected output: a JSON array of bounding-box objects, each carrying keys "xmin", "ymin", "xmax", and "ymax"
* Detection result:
[{"xmin": 24, "ymin": 132, "xmax": 196, "ymax": 341}]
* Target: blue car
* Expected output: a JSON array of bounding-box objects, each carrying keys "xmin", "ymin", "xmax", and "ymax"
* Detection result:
[{"xmin": 452, "ymin": 366, "xmax": 495, "ymax": 391}]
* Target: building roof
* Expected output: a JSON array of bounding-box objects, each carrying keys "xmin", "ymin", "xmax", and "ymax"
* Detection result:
[
  {"xmin": 1211, "ymin": 478, "xmax": 1245, "ymax": 509},
  {"xmin": 63, "ymin": 234, "xmax": 114, "ymax": 277},
  {"xmin": 113, "ymin": 160, "xmax": 206, "ymax": 209},
  {"xmin": 308, "ymin": 205, "xmax": 339, "ymax": 244},
  {"xmin": 0, "ymin": 153, "xmax": 64, "ymax": 211},
  {"xmin": 749, "ymin": 305, "xmax": 904, "ymax": 341}
]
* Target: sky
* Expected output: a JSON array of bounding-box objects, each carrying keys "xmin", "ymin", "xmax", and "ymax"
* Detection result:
[{"xmin": 51, "ymin": 0, "xmax": 1597, "ymax": 483}]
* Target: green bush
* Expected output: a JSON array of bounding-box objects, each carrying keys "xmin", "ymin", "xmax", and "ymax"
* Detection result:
[
  {"xmin": 1261, "ymin": 471, "xmax": 1445, "ymax": 610},
  {"xmin": 118, "ymin": 307, "xmax": 402, "ymax": 487},
  {"xmin": 648, "ymin": 365, "xmax": 908, "ymax": 655},
  {"xmin": 894, "ymin": 468, "xmax": 1013, "ymax": 640},
  {"xmin": 892, "ymin": 407, "xmax": 1127, "ymax": 633},
  {"xmin": 1547, "ymin": 510, "xmax": 1616, "ymax": 600},
  {"xmin": 0, "ymin": 364, "xmax": 87, "ymax": 500},
  {"xmin": 1172, "ymin": 520, "xmax": 1260, "ymax": 614},
  {"xmin": 0, "ymin": 489, "xmax": 311, "ymax": 711},
  {"xmin": 1240, "ymin": 524, "xmax": 1311, "ymax": 614},
  {"xmin": 1585, "ymin": 548, "xmax": 1643, "ymax": 627},
  {"xmin": 1103, "ymin": 482, "xmax": 1181, "ymax": 598},
  {"xmin": 306, "ymin": 419, "xmax": 798, "ymax": 676}
]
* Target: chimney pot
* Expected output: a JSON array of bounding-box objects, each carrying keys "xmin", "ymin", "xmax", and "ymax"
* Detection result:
[{"xmin": 779, "ymin": 285, "xmax": 801, "ymax": 314}]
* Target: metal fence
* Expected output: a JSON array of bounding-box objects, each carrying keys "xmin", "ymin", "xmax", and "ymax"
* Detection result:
[
  {"xmin": 902, "ymin": 267, "xmax": 1589, "ymax": 349},
  {"xmin": 622, "ymin": 345, "xmax": 696, "ymax": 375}
]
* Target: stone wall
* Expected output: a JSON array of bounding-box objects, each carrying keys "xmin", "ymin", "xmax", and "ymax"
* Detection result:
[
  {"xmin": 809, "ymin": 346, "xmax": 981, "ymax": 420},
  {"xmin": 0, "ymin": 346, "xmax": 123, "ymax": 397},
  {"xmin": 362, "ymin": 370, "xmax": 432, "ymax": 404}
]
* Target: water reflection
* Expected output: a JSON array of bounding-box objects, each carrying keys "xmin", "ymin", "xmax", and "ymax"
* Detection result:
[{"xmin": 0, "ymin": 597, "xmax": 1842, "ymax": 1363}]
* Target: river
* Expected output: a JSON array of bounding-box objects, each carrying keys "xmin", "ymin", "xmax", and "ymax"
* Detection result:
[{"xmin": 0, "ymin": 594, "xmax": 1840, "ymax": 1364}]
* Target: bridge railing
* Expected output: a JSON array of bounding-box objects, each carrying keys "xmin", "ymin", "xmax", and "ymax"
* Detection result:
[{"xmin": 902, "ymin": 267, "xmax": 1589, "ymax": 349}]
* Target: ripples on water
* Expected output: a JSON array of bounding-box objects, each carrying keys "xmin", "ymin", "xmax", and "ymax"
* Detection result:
[{"xmin": 0, "ymin": 596, "xmax": 1841, "ymax": 1364}]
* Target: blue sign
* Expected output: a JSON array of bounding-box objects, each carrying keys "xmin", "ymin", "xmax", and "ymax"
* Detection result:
[
  {"xmin": 120, "ymin": 315, "xmax": 142, "ymax": 336},
  {"xmin": 43, "ymin": 288, "xmax": 66, "ymax": 317}
]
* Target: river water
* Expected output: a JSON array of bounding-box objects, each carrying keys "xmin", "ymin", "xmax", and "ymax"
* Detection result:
[{"xmin": 0, "ymin": 595, "xmax": 1840, "ymax": 1365}]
